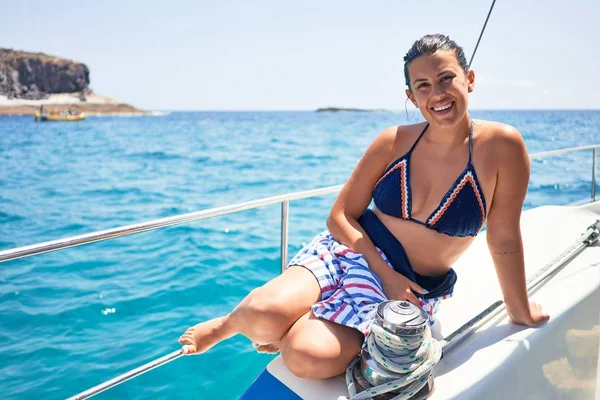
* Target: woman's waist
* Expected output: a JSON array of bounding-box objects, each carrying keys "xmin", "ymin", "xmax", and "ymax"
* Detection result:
[{"xmin": 366, "ymin": 207, "xmax": 473, "ymax": 275}]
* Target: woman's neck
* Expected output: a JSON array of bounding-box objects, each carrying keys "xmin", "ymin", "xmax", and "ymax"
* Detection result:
[{"xmin": 424, "ymin": 115, "xmax": 471, "ymax": 148}]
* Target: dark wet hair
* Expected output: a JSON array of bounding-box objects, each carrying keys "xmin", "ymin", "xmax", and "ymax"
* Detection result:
[{"xmin": 403, "ymin": 34, "xmax": 469, "ymax": 89}]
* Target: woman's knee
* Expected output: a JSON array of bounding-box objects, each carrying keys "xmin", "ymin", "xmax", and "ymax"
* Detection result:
[
  {"xmin": 281, "ymin": 340, "xmax": 360, "ymax": 379},
  {"xmin": 240, "ymin": 268, "xmax": 319, "ymax": 318},
  {"xmin": 246, "ymin": 283, "xmax": 301, "ymax": 318},
  {"xmin": 230, "ymin": 267, "xmax": 321, "ymax": 342},
  {"xmin": 280, "ymin": 321, "xmax": 362, "ymax": 379},
  {"xmin": 281, "ymin": 348, "xmax": 319, "ymax": 379},
  {"xmin": 232, "ymin": 286, "xmax": 304, "ymax": 341}
]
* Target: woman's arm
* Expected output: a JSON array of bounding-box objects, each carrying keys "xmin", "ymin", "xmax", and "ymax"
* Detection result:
[
  {"xmin": 326, "ymin": 126, "xmax": 426, "ymax": 304},
  {"xmin": 485, "ymin": 126, "xmax": 549, "ymax": 327}
]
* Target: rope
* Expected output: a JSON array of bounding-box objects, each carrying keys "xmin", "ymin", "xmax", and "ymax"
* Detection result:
[{"xmin": 338, "ymin": 323, "xmax": 442, "ymax": 400}]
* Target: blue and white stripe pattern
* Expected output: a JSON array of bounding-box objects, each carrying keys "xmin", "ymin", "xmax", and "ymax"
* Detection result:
[{"xmin": 287, "ymin": 230, "xmax": 447, "ymax": 336}]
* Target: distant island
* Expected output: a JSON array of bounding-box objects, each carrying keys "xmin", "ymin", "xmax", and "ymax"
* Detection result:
[
  {"xmin": 315, "ymin": 107, "xmax": 389, "ymax": 112},
  {"xmin": 0, "ymin": 48, "xmax": 144, "ymax": 116}
]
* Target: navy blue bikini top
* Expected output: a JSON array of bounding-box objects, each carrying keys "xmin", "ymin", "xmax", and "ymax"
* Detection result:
[{"xmin": 373, "ymin": 123, "xmax": 487, "ymax": 237}]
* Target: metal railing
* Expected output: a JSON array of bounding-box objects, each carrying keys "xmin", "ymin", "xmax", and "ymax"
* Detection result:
[
  {"xmin": 0, "ymin": 184, "xmax": 342, "ymax": 270},
  {"xmin": 0, "ymin": 144, "xmax": 598, "ymax": 269},
  {"xmin": 529, "ymin": 145, "xmax": 597, "ymax": 200}
]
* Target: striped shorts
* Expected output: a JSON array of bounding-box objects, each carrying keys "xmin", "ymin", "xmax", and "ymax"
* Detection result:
[{"xmin": 287, "ymin": 230, "xmax": 450, "ymax": 336}]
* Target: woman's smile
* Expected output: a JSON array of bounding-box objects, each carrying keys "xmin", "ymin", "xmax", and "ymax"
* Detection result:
[{"xmin": 431, "ymin": 101, "xmax": 454, "ymax": 115}]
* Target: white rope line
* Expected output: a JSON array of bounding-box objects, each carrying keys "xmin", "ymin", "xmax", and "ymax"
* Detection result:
[{"xmin": 339, "ymin": 323, "xmax": 442, "ymax": 400}]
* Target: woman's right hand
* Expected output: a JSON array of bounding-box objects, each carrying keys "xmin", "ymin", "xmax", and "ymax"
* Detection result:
[{"xmin": 380, "ymin": 269, "xmax": 427, "ymax": 305}]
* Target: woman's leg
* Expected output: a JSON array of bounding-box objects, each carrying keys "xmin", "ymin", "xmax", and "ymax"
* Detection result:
[
  {"xmin": 179, "ymin": 266, "xmax": 321, "ymax": 354},
  {"xmin": 279, "ymin": 311, "xmax": 364, "ymax": 379}
]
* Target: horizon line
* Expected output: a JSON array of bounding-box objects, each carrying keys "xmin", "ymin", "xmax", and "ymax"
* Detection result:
[{"xmin": 151, "ymin": 108, "xmax": 600, "ymax": 112}]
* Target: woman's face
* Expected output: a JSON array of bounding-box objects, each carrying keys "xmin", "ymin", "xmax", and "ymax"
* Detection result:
[{"xmin": 405, "ymin": 51, "xmax": 474, "ymax": 128}]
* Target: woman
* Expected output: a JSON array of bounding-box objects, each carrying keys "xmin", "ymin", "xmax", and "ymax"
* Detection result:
[{"xmin": 178, "ymin": 34, "xmax": 549, "ymax": 379}]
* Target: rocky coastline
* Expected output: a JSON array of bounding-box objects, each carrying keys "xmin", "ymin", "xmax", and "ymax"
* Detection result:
[{"xmin": 0, "ymin": 48, "xmax": 144, "ymax": 116}]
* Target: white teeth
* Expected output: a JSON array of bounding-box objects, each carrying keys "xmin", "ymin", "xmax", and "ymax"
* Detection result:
[{"xmin": 433, "ymin": 103, "xmax": 452, "ymax": 112}]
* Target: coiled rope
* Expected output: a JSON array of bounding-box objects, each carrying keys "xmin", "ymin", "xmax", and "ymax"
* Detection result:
[{"xmin": 339, "ymin": 322, "xmax": 442, "ymax": 400}]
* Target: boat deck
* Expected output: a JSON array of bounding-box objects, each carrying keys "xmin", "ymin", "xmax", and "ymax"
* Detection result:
[{"xmin": 248, "ymin": 202, "xmax": 600, "ymax": 399}]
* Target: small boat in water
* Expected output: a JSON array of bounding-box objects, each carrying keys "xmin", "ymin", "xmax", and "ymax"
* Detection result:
[{"xmin": 34, "ymin": 111, "xmax": 86, "ymax": 122}]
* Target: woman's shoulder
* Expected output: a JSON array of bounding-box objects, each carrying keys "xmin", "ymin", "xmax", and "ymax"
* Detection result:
[
  {"xmin": 475, "ymin": 120, "xmax": 526, "ymax": 154},
  {"xmin": 378, "ymin": 122, "xmax": 427, "ymax": 137},
  {"xmin": 475, "ymin": 120, "xmax": 523, "ymax": 143},
  {"xmin": 473, "ymin": 120, "xmax": 529, "ymax": 176},
  {"xmin": 378, "ymin": 122, "xmax": 428, "ymax": 148}
]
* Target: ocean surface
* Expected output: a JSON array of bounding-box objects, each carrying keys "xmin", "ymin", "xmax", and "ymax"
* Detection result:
[{"xmin": 0, "ymin": 110, "xmax": 599, "ymax": 399}]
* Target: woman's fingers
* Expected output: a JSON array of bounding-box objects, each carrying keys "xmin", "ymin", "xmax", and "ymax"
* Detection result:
[
  {"xmin": 530, "ymin": 301, "xmax": 550, "ymax": 325},
  {"xmin": 382, "ymin": 273, "xmax": 426, "ymax": 305},
  {"xmin": 510, "ymin": 301, "xmax": 550, "ymax": 326},
  {"xmin": 404, "ymin": 287, "xmax": 421, "ymax": 306},
  {"xmin": 406, "ymin": 279, "xmax": 428, "ymax": 295}
]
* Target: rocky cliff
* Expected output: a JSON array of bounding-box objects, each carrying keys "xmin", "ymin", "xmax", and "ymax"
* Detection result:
[
  {"xmin": 0, "ymin": 48, "xmax": 91, "ymax": 100},
  {"xmin": 0, "ymin": 48, "xmax": 144, "ymax": 115}
]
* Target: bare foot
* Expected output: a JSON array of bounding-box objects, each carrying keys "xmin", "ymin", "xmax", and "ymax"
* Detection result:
[
  {"xmin": 179, "ymin": 316, "xmax": 231, "ymax": 355},
  {"xmin": 252, "ymin": 342, "xmax": 280, "ymax": 354}
]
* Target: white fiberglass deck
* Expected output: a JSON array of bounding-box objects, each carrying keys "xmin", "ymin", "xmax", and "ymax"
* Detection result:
[{"xmin": 264, "ymin": 202, "xmax": 600, "ymax": 399}]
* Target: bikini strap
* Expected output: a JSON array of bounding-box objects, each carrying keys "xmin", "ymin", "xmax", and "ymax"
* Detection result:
[
  {"xmin": 407, "ymin": 123, "xmax": 430, "ymax": 155},
  {"xmin": 468, "ymin": 121, "xmax": 474, "ymax": 163}
]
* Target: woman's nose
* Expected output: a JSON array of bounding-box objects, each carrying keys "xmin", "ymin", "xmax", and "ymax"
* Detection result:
[{"xmin": 432, "ymin": 84, "xmax": 446, "ymax": 99}]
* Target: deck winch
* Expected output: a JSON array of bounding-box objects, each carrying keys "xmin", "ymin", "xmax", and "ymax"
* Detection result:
[{"xmin": 340, "ymin": 300, "xmax": 442, "ymax": 400}]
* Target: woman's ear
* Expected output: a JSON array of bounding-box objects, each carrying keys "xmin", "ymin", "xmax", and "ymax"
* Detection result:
[
  {"xmin": 467, "ymin": 70, "xmax": 475, "ymax": 93},
  {"xmin": 405, "ymin": 89, "xmax": 418, "ymax": 107}
]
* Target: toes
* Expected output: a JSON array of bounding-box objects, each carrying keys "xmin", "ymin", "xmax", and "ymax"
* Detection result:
[
  {"xmin": 179, "ymin": 334, "xmax": 194, "ymax": 345},
  {"xmin": 182, "ymin": 344, "xmax": 197, "ymax": 355},
  {"xmin": 180, "ymin": 337, "xmax": 192, "ymax": 344},
  {"xmin": 179, "ymin": 324, "xmax": 199, "ymax": 353}
]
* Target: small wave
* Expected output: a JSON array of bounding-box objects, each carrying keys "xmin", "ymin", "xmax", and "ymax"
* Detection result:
[
  {"xmin": 0, "ymin": 211, "xmax": 24, "ymax": 223},
  {"xmin": 193, "ymin": 156, "xmax": 210, "ymax": 163},
  {"xmin": 297, "ymin": 153, "xmax": 334, "ymax": 161},
  {"xmin": 81, "ymin": 186, "xmax": 146, "ymax": 197},
  {"xmin": 125, "ymin": 150, "xmax": 184, "ymax": 161}
]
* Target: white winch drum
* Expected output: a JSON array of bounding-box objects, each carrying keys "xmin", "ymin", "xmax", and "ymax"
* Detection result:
[{"xmin": 360, "ymin": 301, "xmax": 431, "ymax": 389}]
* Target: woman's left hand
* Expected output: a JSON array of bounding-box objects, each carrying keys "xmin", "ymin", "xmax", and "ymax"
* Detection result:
[{"xmin": 509, "ymin": 301, "xmax": 550, "ymax": 327}]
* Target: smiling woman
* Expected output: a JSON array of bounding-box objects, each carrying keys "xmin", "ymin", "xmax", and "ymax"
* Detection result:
[
  {"xmin": 404, "ymin": 35, "xmax": 473, "ymax": 127},
  {"xmin": 177, "ymin": 34, "xmax": 549, "ymax": 396}
]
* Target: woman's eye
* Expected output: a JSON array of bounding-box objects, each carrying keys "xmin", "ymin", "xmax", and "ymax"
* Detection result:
[
  {"xmin": 417, "ymin": 83, "xmax": 429, "ymax": 89},
  {"xmin": 441, "ymin": 76, "xmax": 452, "ymax": 82}
]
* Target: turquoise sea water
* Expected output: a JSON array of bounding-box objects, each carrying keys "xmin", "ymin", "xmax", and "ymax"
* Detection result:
[{"xmin": 0, "ymin": 110, "xmax": 599, "ymax": 399}]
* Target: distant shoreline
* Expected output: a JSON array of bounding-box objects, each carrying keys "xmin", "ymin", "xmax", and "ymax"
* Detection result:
[
  {"xmin": 4, "ymin": 107, "xmax": 598, "ymax": 116},
  {"xmin": 0, "ymin": 93, "xmax": 146, "ymax": 116},
  {"xmin": 315, "ymin": 107, "xmax": 389, "ymax": 112}
]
